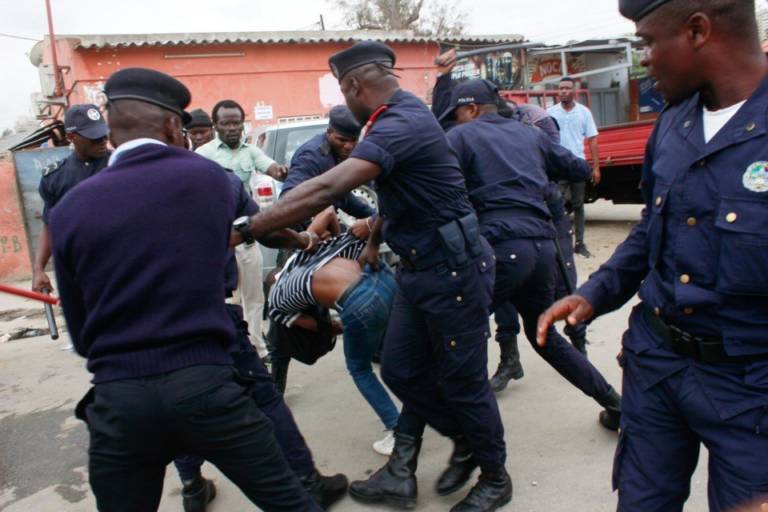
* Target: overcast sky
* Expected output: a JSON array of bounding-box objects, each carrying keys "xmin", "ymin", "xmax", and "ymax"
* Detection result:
[{"xmin": 1, "ymin": 0, "xmax": 766, "ymax": 131}]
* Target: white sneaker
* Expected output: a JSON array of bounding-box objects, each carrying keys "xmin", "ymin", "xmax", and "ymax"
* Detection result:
[{"xmin": 373, "ymin": 430, "xmax": 395, "ymax": 456}]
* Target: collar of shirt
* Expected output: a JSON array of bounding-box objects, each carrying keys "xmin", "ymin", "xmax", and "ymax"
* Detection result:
[{"xmin": 109, "ymin": 138, "xmax": 167, "ymax": 166}]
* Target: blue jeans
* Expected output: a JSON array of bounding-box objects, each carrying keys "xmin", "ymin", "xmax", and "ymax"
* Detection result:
[{"xmin": 336, "ymin": 264, "xmax": 399, "ymax": 430}]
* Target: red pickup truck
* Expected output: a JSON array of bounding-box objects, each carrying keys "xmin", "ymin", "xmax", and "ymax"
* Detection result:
[{"xmin": 500, "ymin": 89, "xmax": 655, "ymax": 204}]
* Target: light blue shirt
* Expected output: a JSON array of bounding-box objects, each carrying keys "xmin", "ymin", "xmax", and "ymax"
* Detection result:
[{"xmin": 548, "ymin": 102, "xmax": 598, "ymax": 159}]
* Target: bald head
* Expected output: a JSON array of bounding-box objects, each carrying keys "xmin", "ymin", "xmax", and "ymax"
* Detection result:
[
  {"xmin": 106, "ymin": 100, "xmax": 185, "ymax": 149},
  {"xmin": 339, "ymin": 63, "xmax": 400, "ymax": 124},
  {"xmin": 647, "ymin": 0, "xmax": 758, "ymax": 43}
]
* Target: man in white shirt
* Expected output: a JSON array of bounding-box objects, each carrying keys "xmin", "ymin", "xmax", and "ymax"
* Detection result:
[{"xmin": 548, "ymin": 77, "xmax": 601, "ymax": 258}]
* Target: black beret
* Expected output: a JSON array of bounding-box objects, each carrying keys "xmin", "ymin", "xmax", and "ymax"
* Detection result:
[
  {"xmin": 185, "ymin": 108, "xmax": 213, "ymax": 128},
  {"xmin": 619, "ymin": 0, "xmax": 672, "ymax": 21},
  {"xmin": 328, "ymin": 105, "xmax": 361, "ymax": 139},
  {"xmin": 329, "ymin": 40, "xmax": 396, "ymax": 81},
  {"xmin": 104, "ymin": 68, "xmax": 192, "ymax": 124}
]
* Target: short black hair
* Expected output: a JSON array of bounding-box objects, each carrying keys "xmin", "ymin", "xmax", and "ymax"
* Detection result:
[
  {"xmin": 212, "ymin": 99, "xmax": 245, "ymax": 123},
  {"xmin": 559, "ymin": 76, "xmax": 575, "ymax": 84}
]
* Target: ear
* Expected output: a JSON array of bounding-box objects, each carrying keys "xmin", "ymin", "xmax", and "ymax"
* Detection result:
[
  {"xmin": 165, "ymin": 115, "xmax": 185, "ymax": 147},
  {"xmin": 66, "ymin": 132, "xmax": 76, "ymax": 143},
  {"xmin": 686, "ymin": 12, "xmax": 711, "ymax": 50},
  {"xmin": 470, "ymin": 104, "xmax": 481, "ymax": 119}
]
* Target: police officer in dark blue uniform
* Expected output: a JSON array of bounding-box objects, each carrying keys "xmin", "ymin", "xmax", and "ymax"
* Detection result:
[
  {"xmin": 427, "ymin": 80, "xmax": 621, "ymax": 492},
  {"xmin": 540, "ymin": 1, "xmax": 768, "ymax": 510},
  {"xmin": 33, "ymin": 104, "xmax": 111, "ymax": 294},
  {"xmin": 281, "ymin": 105, "xmax": 375, "ymax": 221},
  {"xmin": 52, "ymin": 67, "xmax": 322, "ymax": 512},
  {"xmin": 233, "ymin": 41, "xmax": 511, "ymax": 512}
]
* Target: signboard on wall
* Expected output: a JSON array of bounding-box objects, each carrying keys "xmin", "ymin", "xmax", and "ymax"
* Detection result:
[
  {"xmin": 254, "ymin": 105, "xmax": 274, "ymax": 121},
  {"xmin": 450, "ymin": 49, "xmax": 524, "ymax": 90},
  {"xmin": 528, "ymin": 54, "xmax": 586, "ymax": 83}
]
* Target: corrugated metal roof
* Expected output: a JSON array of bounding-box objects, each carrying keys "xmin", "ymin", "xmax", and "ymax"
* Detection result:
[{"xmin": 56, "ymin": 30, "xmax": 524, "ymax": 50}]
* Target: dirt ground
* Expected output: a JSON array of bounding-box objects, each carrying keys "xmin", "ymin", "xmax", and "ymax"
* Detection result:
[{"xmin": 0, "ymin": 201, "xmax": 710, "ymax": 511}]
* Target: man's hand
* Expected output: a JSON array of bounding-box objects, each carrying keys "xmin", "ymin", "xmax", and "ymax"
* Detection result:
[
  {"xmin": 537, "ymin": 294, "xmax": 594, "ymax": 347},
  {"xmin": 349, "ymin": 218, "xmax": 372, "ymax": 240},
  {"xmin": 358, "ymin": 243, "xmax": 380, "ymax": 271},
  {"xmin": 592, "ymin": 166, "xmax": 602, "ymax": 186},
  {"xmin": 300, "ymin": 231, "xmax": 321, "ymax": 252},
  {"xmin": 435, "ymin": 49, "xmax": 458, "ymax": 75},
  {"xmin": 267, "ymin": 163, "xmax": 288, "ymax": 182},
  {"xmin": 32, "ymin": 269, "xmax": 53, "ymax": 293}
]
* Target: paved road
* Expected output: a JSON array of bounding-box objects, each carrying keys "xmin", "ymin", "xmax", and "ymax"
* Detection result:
[{"xmin": 0, "ymin": 202, "xmax": 709, "ymax": 511}]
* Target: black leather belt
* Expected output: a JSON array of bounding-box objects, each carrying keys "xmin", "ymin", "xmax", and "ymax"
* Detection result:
[
  {"xmin": 399, "ymin": 249, "xmax": 449, "ymax": 272},
  {"xmin": 643, "ymin": 305, "xmax": 765, "ymax": 364}
]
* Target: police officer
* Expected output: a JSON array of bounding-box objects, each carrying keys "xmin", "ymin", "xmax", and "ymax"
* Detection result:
[
  {"xmin": 33, "ymin": 104, "xmax": 111, "ymax": 294},
  {"xmin": 185, "ymin": 108, "xmax": 214, "ymax": 150},
  {"xmin": 539, "ymin": 1, "xmax": 768, "ymax": 510},
  {"xmin": 281, "ymin": 104, "xmax": 375, "ymax": 221},
  {"xmin": 51, "ymin": 67, "xmax": 320, "ymax": 511},
  {"xmin": 233, "ymin": 41, "xmax": 511, "ymax": 512}
]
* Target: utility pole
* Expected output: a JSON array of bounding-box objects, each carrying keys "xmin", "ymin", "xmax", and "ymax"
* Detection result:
[
  {"xmin": 44, "ymin": 0, "xmax": 64, "ymax": 98},
  {"xmin": 319, "ymin": 14, "xmax": 326, "ymax": 31}
]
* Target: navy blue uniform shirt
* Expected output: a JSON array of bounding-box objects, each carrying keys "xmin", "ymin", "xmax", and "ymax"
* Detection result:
[
  {"xmin": 224, "ymin": 169, "xmax": 259, "ymax": 295},
  {"xmin": 446, "ymin": 112, "xmax": 591, "ymax": 243},
  {"xmin": 282, "ymin": 133, "xmax": 375, "ymax": 219},
  {"xmin": 579, "ymin": 75, "xmax": 768, "ymax": 357},
  {"xmin": 39, "ymin": 150, "xmax": 111, "ymax": 223},
  {"xmin": 351, "ymin": 89, "xmax": 475, "ymax": 258}
]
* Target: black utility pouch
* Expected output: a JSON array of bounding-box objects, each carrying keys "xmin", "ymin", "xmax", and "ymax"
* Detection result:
[
  {"xmin": 457, "ymin": 213, "xmax": 482, "ymax": 258},
  {"xmin": 437, "ymin": 220, "xmax": 469, "ymax": 269}
]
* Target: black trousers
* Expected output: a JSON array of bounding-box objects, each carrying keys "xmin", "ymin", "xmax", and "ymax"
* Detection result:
[{"xmin": 82, "ymin": 365, "xmax": 320, "ymax": 512}]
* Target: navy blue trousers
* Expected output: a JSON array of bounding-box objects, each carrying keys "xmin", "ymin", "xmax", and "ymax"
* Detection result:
[
  {"xmin": 615, "ymin": 307, "xmax": 768, "ymax": 511},
  {"xmin": 381, "ymin": 241, "xmax": 507, "ymax": 470},
  {"xmin": 174, "ymin": 304, "xmax": 315, "ymax": 482},
  {"xmin": 491, "ymin": 238, "xmax": 610, "ymax": 399}
]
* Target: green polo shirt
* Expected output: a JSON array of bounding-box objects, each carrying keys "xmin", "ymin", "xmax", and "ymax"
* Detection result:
[{"xmin": 195, "ymin": 137, "xmax": 275, "ymax": 184}]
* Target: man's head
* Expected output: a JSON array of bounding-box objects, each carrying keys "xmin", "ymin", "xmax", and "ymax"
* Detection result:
[
  {"xmin": 439, "ymin": 79, "xmax": 500, "ymax": 125},
  {"xmin": 621, "ymin": 0, "xmax": 759, "ymax": 105},
  {"xmin": 558, "ymin": 77, "xmax": 576, "ymax": 105},
  {"xmin": 185, "ymin": 108, "xmax": 214, "ymax": 149},
  {"xmin": 329, "ymin": 41, "xmax": 399, "ymax": 124},
  {"xmin": 326, "ymin": 105, "xmax": 361, "ymax": 160},
  {"xmin": 103, "ymin": 68, "xmax": 191, "ymax": 148},
  {"xmin": 63, "ymin": 104, "xmax": 109, "ymax": 160},
  {"xmin": 212, "ymin": 100, "xmax": 246, "ymax": 149}
]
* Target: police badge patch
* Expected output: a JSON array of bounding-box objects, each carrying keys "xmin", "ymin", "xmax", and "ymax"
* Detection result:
[
  {"xmin": 87, "ymin": 108, "xmax": 101, "ymax": 121},
  {"xmin": 743, "ymin": 161, "xmax": 768, "ymax": 192}
]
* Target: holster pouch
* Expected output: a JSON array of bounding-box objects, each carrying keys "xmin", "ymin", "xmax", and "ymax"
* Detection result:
[
  {"xmin": 75, "ymin": 387, "xmax": 95, "ymax": 424},
  {"xmin": 457, "ymin": 213, "xmax": 482, "ymax": 258},
  {"xmin": 438, "ymin": 219, "xmax": 469, "ymax": 269}
]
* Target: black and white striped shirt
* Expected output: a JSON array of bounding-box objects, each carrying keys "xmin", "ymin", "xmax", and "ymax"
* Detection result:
[{"xmin": 268, "ymin": 232, "xmax": 366, "ymax": 327}]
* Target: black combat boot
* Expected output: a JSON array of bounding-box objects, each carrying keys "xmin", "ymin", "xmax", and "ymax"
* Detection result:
[
  {"xmin": 271, "ymin": 358, "xmax": 290, "ymax": 395},
  {"xmin": 181, "ymin": 476, "xmax": 216, "ymax": 512},
  {"xmin": 596, "ymin": 386, "xmax": 622, "ymax": 431},
  {"xmin": 300, "ymin": 469, "xmax": 349, "ymax": 510},
  {"xmin": 489, "ymin": 337, "xmax": 524, "ymax": 392},
  {"xmin": 450, "ymin": 467, "xmax": 512, "ymax": 512},
  {"xmin": 349, "ymin": 430, "xmax": 421, "ymax": 509},
  {"xmin": 436, "ymin": 435, "xmax": 478, "ymax": 496}
]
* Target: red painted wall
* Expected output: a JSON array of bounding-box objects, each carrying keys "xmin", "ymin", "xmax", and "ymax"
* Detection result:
[
  {"xmin": 0, "ymin": 155, "xmax": 32, "ymax": 281},
  {"xmin": 45, "ymin": 39, "xmax": 442, "ymax": 129}
]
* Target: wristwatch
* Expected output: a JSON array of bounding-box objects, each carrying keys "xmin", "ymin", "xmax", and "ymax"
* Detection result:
[{"xmin": 233, "ymin": 216, "xmax": 256, "ymax": 245}]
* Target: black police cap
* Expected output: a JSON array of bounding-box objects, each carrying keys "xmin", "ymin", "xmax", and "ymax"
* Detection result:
[
  {"xmin": 185, "ymin": 108, "xmax": 213, "ymax": 129},
  {"xmin": 64, "ymin": 103, "xmax": 108, "ymax": 139},
  {"xmin": 438, "ymin": 79, "xmax": 500, "ymax": 122},
  {"xmin": 328, "ymin": 105, "xmax": 361, "ymax": 139},
  {"xmin": 329, "ymin": 40, "xmax": 396, "ymax": 81},
  {"xmin": 619, "ymin": 0, "xmax": 672, "ymax": 21},
  {"xmin": 104, "ymin": 68, "xmax": 192, "ymax": 124}
]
